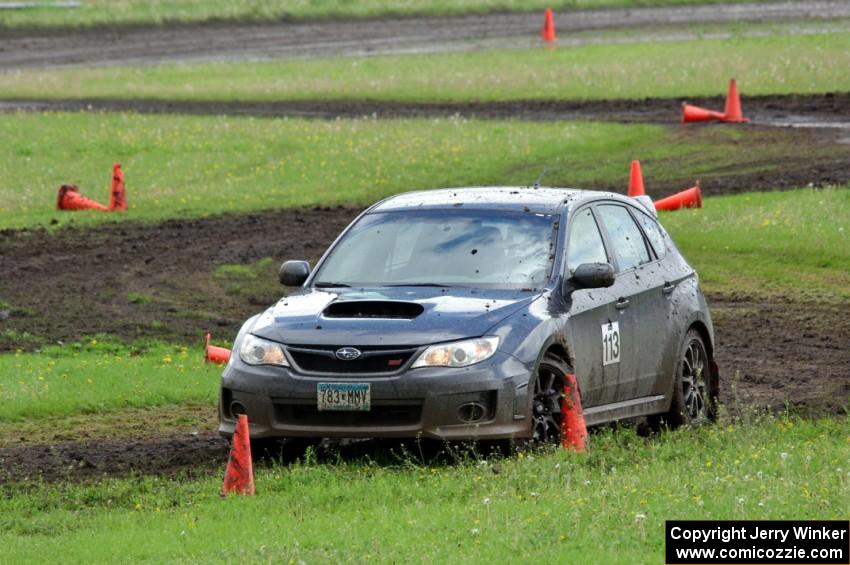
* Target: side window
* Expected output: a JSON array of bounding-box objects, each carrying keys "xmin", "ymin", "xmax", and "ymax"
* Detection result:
[
  {"xmin": 597, "ymin": 204, "xmax": 650, "ymax": 271},
  {"xmin": 566, "ymin": 208, "xmax": 608, "ymax": 273},
  {"xmin": 633, "ymin": 210, "xmax": 667, "ymax": 259}
]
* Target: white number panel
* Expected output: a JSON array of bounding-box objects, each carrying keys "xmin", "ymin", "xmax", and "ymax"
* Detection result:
[{"xmin": 602, "ymin": 321, "xmax": 621, "ymax": 366}]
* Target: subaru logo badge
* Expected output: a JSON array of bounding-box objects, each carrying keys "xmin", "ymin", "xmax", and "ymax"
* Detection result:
[{"xmin": 335, "ymin": 347, "xmax": 361, "ymax": 361}]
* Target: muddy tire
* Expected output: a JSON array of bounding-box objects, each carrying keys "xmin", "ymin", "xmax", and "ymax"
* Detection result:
[{"xmin": 652, "ymin": 329, "xmax": 717, "ymax": 429}]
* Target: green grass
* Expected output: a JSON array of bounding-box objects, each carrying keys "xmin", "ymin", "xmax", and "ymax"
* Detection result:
[
  {"xmin": 1, "ymin": 112, "xmax": 842, "ymax": 231},
  {"xmin": 0, "ymin": 416, "xmax": 847, "ymax": 562},
  {"xmin": 126, "ymin": 291, "xmax": 153, "ymax": 304},
  {"xmin": 0, "ymin": 113, "xmax": 680, "ymax": 229},
  {"xmin": 662, "ymin": 188, "xmax": 850, "ymax": 302},
  {"xmin": 0, "ymin": 0, "xmax": 790, "ymax": 28},
  {"xmin": 0, "ymin": 339, "xmax": 220, "ymax": 422},
  {"xmin": 2, "ymin": 31, "xmax": 848, "ymax": 102}
]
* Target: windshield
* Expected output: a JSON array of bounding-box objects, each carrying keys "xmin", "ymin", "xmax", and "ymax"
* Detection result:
[{"xmin": 313, "ymin": 209, "xmax": 556, "ymax": 289}]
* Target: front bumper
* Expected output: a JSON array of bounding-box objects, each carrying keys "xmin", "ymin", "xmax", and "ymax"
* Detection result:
[{"xmin": 218, "ymin": 351, "xmax": 533, "ymax": 441}]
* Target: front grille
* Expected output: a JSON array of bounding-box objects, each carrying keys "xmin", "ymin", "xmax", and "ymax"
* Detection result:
[
  {"xmin": 286, "ymin": 345, "xmax": 418, "ymax": 375},
  {"xmin": 275, "ymin": 402, "xmax": 422, "ymax": 426}
]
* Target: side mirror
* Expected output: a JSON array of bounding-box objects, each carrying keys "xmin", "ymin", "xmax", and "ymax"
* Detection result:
[
  {"xmin": 568, "ymin": 262, "xmax": 615, "ymax": 290},
  {"xmin": 279, "ymin": 260, "xmax": 310, "ymax": 286}
]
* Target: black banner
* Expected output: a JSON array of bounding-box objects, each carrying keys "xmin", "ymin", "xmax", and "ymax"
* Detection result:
[{"xmin": 666, "ymin": 520, "xmax": 849, "ymax": 564}]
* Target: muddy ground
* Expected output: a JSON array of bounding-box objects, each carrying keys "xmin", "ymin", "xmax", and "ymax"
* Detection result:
[
  {"xmin": 2, "ymin": 2, "xmax": 849, "ymax": 69},
  {"xmin": 0, "ymin": 432, "xmax": 229, "ymax": 483},
  {"xmin": 3, "ymin": 92, "xmax": 850, "ymax": 128},
  {"xmin": 0, "ymin": 121, "xmax": 848, "ymax": 484},
  {"xmin": 2, "ymin": 206, "xmax": 849, "ymax": 483}
]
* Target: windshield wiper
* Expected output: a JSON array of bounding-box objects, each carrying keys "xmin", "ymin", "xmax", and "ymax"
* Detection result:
[{"xmin": 314, "ymin": 281, "xmax": 351, "ymax": 288}]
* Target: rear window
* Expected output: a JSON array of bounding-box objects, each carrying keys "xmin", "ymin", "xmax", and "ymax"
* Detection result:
[{"xmin": 633, "ymin": 210, "xmax": 667, "ymax": 259}]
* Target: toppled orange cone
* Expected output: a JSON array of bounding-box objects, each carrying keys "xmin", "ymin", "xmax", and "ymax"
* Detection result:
[
  {"xmin": 681, "ymin": 103, "xmax": 725, "ymax": 125},
  {"xmin": 628, "ymin": 160, "xmax": 646, "ymax": 197},
  {"xmin": 221, "ymin": 414, "xmax": 255, "ymax": 497},
  {"xmin": 56, "ymin": 184, "xmax": 109, "ymax": 211},
  {"xmin": 205, "ymin": 333, "xmax": 231, "ymax": 364},
  {"xmin": 655, "ymin": 182, "xmax": 702, "ymax": 211},
  {"xmin": 541, "ymin": 8, "xmax": 556, "ymax": 43},
  {"xmin": 109, "ymin": 163, "xmax": 127, "ymax": 211},
  {"xmin": 561, "ymin": 373, "xmax": 587, "ymax": 452}
]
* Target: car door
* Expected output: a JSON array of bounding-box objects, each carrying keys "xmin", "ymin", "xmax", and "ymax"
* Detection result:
[
  {"xmin": 562, "ymin": 205, "xmax": 622, "ymax": 407},
  {"xmin": 631, "ymin": 208, "xmax": 687, "ymax": 396},
  {"xmin": 595, "ymin": 203, "xmax": 663, "ymax": 401}
]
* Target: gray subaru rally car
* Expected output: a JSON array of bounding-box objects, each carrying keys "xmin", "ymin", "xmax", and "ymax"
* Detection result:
[{"xmin": 219, "ymin": 187, "xmax": 718, "ymax": 443}]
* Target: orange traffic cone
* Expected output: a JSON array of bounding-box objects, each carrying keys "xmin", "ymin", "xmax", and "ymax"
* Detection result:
[
  {"xmin": 109, "ymin": 163, "xmax": 128, "ymax": 211},
  {"xmin": 561, "ymin": 373, "xmax": 587, "ymax": 452},
  {"xmin": 541, "ymin": 8, "xmax": 556, "ymax": 43},
  {"xmin": 654, "ymin": 182, "xmax": 702, "ymax": 211},
  {"xmin": 720, "ymin": 78, "xmax": 749, "ymax": 123},
  {"xmin": 628, "ymin": 160, "xmax": 646, "ymax": 197},
  {"xmin": 205, "ymin": 333, "xmax": 231, "ymax": 364},
  {"xmin": 221, "ymin": 414, "xmax": 255, "ymax": 496},
  {"xmin": 56, "ymin": 184, "xmax": 109, "ymax": 211},
  {"xmin": 681, "ymin": 103, "xmax": 725, "ymax": 125}
]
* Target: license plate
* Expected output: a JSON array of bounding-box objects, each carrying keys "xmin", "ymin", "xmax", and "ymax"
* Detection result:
[{"xmin": 317, "ymin": 382, "xmax": 371, "ymax": 411}]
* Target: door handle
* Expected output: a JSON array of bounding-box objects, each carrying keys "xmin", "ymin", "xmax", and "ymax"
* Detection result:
[
  {"xmin": 662, "ymin": 282, "xmax": 675, "ymax": 295},
  {"xmin": 615, "ymin": 298, "xmax": 630, "ymax": 310}
]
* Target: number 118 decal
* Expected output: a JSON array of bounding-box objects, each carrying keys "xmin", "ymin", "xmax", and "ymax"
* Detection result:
[{"xmin": 602, "ymin": 321, "xmax": 620, "ymax": 365}]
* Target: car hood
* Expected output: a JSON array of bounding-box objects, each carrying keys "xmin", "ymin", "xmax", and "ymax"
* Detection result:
[{"xmin": 249, "ymin": 286, "xmax": 543, "ymax": 347}]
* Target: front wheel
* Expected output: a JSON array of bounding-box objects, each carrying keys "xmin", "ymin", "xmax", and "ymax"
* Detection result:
[
  {"xmin": 653, "ymin": 329, "xmax": 717, "ymax": 429},
  {"xmin": 530, "ymin": 354, "xmax": 569, "ymax": 443}
]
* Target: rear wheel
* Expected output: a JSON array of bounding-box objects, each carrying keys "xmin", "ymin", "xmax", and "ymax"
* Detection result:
[
  {"xmin": 530, "ymin": 354, "xmax": 569, "ymax": 443},
  {"xmin": 653, "ymin": 329, "xmax": 716, "ymax": 429}
]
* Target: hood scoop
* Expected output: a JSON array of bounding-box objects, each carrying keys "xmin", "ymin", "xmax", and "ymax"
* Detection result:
[{"xmin": 322, "ymin": 300, "xmax": 424, "ymax": 320}]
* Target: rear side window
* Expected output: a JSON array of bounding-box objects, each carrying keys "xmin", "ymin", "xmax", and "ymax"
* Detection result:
[
  {"xmin": 633, "ymin": 210, "xmax": 667, "ymax": 259},
  {"xmin": 566, "ymin": 208, "xmax": 608, "ymax": 273},
  {"xmin": 597, "ymin": 204, "xmax": 650, "ymax": 271}
]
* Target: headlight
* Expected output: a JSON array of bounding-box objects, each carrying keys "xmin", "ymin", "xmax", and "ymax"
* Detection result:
[
  {"xmin": 411, "ymin": 337, "xmax": 499, "ymax": 368},
  {"xmin": 239, "ymin": 334, "xmax": 289, "ymax": 367}
]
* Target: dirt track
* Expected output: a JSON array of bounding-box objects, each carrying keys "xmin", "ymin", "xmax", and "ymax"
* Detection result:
[
  {"xmin": 2, "ymin": 1, "xmax": 850, "ymax": 69},
  {"xmin": 3, "ymin": 92, "xmax": 850, "ymax": 128},
  {"xmin": 0, "ymin": 432, "xmax": 229, "ymax": 483},
  {"xmin": 1, "ymin": 199, "xmax": 847, "ymax": 412},
  {"xmin": 1, "ymin": 198, "xmax": 848, "ymax": 482}
]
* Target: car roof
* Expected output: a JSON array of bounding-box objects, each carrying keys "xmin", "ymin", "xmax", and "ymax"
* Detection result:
[{"xmin": 370, "ymin": 186, "xmax": 634, "ymax": 215}]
